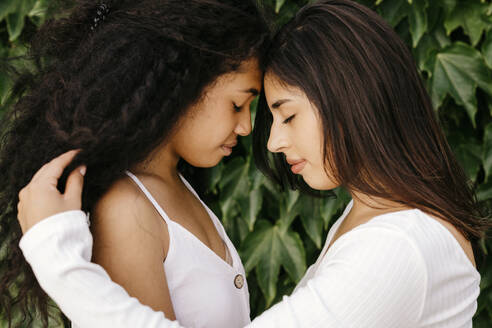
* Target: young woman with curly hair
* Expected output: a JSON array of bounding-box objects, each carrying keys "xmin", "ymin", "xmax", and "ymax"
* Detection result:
[
  {"xmin": 0, "ymin": 0, "xmax": 269, "ymax": 327},
  {"xmin": 15, "ymin": 0, "xmax": 487, "ymax": 327}
]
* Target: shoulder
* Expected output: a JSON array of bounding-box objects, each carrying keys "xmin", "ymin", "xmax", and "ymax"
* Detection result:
[
  {"xmin": 95, "ymin": 177, "xmax": 147, "ymax": 213},
  {"xmin": 91, "ymin": 176, "xmax": 167, "ymax": 249},
  {"xmin": 328, "ymin": 221, "xmax": 428, "ymax": 275},
  {"xmin": 316, "ymin": 224, "xmax": 428, "ymax": 325},
  {"xmin": 325, "ymin": 221, "xmax": 428, "ymax": 301},
  {"xmin": 358, "ymin": 209, "xmax": 476, "ymax": 267}
]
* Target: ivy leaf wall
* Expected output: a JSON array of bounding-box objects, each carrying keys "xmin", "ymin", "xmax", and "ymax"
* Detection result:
[{"xmin": 0, "ymin": 0, "xmax": 491, "ymax": 326}]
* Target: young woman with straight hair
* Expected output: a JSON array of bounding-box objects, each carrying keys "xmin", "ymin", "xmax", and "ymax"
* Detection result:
[{"xmin": 16, "ymin": 0, "xmax": 487, "ymax": 327}]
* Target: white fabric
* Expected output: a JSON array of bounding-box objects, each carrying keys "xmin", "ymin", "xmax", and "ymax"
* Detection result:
[
  {"xmin": 20, "ymin": 200, "xmax": 480, "ymax": 327},
  {"xmin": 123, "ymin": 171, "xmax": 251, "ymax": 328}
]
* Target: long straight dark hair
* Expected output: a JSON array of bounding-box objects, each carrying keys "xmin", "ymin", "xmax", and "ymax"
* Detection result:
[{"xmin": 254, "ymin": 0, "xmax": 488, "ymax": 249}]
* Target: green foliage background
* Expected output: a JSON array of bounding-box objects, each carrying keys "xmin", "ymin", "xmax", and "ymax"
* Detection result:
[{"xmin": 1, "ymin": 0, "xmax": 492, "ymax": 326}]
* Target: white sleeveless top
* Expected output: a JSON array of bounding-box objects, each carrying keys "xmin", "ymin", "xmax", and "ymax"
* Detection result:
[{"xmin": 125, "ymin": 171, "xmax": 251, "ymax": 328}]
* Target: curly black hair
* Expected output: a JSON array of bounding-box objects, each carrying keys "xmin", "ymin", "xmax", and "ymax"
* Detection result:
[{"xmin": 0, "ymin": 0, "xmax": 270, "ymax": 326}]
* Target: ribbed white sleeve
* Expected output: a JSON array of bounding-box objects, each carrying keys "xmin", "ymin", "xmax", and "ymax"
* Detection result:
[
  {"xmin": 20, "ymin": 210, "xmax": 429, "ymax": 328},
  {"xmin": 248, "ymin": 227, "xmax": 427, "ymax": 327},
  {"xmin": 19, "ymin": 211, "xmax": 181, "ymax": 328}
]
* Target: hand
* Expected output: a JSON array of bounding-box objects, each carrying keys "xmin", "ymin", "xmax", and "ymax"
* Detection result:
[{"xmin": 17, "ymin": 149, "xmax": 86, "ymax": 234}]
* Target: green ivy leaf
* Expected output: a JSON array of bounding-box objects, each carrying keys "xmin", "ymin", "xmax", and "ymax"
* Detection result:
[
  {"xmin": 453, "ymin": 142, "xmax": 482, "ymax": 182},
  {"xmin": 444, "ymin": 109, "xmax": 483, "ymax": 181},
  {"xmin": 487, "ymin": 94, "xmax": 492, "ymax": 118},
  {"xmin": 242, "ymin": 220, "xmax": 274, "ymax": 273},
  {"xmin": 238, "ymin": 167, "xmax": 267, "ymax": 231},
  {"xmin": 0, "ymin": 70, "xmax": 12, "ymax": 106},
  {"xmin": 6, "ymin": 0, "xmax": 37, "ymax": 41},
  {"xmin": 278, "ymin": 189, "xmax": 300, "ymax": 231},
  {"xmin": 6, "ymin": 12, "xmax": 25, "ymax": 42},
  {"xmin": 444, "ymin": 0, "xmax": 489, "ymax": 46},
  {"xmin": 275, "ymin": 0, "xmax": 286, "ymax": 14},
  {"xmin": 407, "ymin": 0, "xmax": 428, "ymax": 48},
  {"xmin": 299, "ymin": 196, "xmax": 324, "ymax": 248},
  {"xmin": 278, "ymin": 229, "xmax": 306, "ymax": 283},
  {"xmin": 476, "ymin": 181, "xmax": 492, "ymax": 202},
  {"xmin": 241, "ymin": 220, "xmax": 305, "ymax": 306},
  {"xmin": 218, "ymin": 157, "xmax": 250, "ymax": 222},
  {"xmin": 320, "ymin": 189, "xmax": 351, "ymax": 229},
  {"xmin": 28, "ymin": 0, "xmax": 50, "ymax": 27},
  {"xmin": 377, "ymin": 0, "xmax": 408, "ymax": 27},
  {"xmin": 0, "ymin": 0, "xmax": 17, "ymax": 21},
  {"xmin": 414, "ymin": 26, "xmax": 450, "ymax": 73},
  {"xmin": 241, "ymin": 221, "xmax": 282, "ymax": 306},
  {"xmin": 482, "ymin": 123, "xmax": 492, "ymax": 182},
  {"xmin": 435, "ymin": 0, "xmax": 457, "ymax": 17},
  {"xmin": 430, "ymin": 42, "xmax": 492, "ymax": 125},
  {"xmin": 207, "ymin": 161, "xmax": 223, "ymax": 192},
  {"xmin": 238, "ymin": 186, "xmax": 263, "ymax": 231},
  {"xmin": 28, "ymin": 0, "xmax": 49, "ymax": 17},
  {"xmin": 377, "ymin": 0, "xmax": 428, "ymax": 47},
  {"xmin": 482, "ymin": 29, "xmax": 492, "ymax": 70},
  {"xmin": 271, "ymin": 1, "xmax": 302, "ymax": 27}
]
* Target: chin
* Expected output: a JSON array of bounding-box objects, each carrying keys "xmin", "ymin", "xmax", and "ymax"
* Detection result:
[
  {"xmin": 187, "ymin": 156, "xmax": 223, "ymax": 168},
  {"xmin": 302, "ymin": 175, "xmax": 338, "ymax": 191}
]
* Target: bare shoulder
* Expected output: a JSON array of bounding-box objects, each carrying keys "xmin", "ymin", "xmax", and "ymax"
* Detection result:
[
  {"xmin": 91, "ymin": 176, "xmax": 168, "ymax": 252},
  {"xmin": 90, "ymin": 176, "xmax": 175, "ymax": 317}
]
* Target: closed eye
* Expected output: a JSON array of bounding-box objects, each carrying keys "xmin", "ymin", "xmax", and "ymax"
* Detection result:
[
  {"xmin": 283, "ymin": 114, "xmax": 295, "ymax": 124},
  {"xmin": 233, "ymin": 103, "xmax": 242, "ymax": 112}
]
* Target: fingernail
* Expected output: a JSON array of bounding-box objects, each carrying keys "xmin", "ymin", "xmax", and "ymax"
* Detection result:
[{"xmin": 80, "ymin": 166, "xmax": 87, "ymax": 176}]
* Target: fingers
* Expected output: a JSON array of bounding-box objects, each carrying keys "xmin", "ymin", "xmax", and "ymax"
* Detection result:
[
  {"xmin": 32, "ymin": 149, "xmax": 81, "ymax": 183},
  {"xmin": 64, "ymin": 165, "xmax": 86, "ymax": 207}
]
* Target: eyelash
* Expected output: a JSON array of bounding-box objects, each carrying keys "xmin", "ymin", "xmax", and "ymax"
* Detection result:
[
  {"xmin": 283, "ymin": 115, "xmax": 295, "ymax": 124},
  {"xmin": 233, "ymin": 103, "xmax": 242, "ymax": 112}
]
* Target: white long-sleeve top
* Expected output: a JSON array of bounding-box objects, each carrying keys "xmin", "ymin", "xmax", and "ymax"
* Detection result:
[{"xmin": 19, "ymin": 201, "xmax": 480, "ymax": 327}]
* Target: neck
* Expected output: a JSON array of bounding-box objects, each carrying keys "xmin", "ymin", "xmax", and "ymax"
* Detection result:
[
  {"xmin": 347, "ymin": 189, "xmax": 411, "ymax": 221},
  {"xmin": 131, "ymin": 141, "xmax": 181, "ymax": 184}
]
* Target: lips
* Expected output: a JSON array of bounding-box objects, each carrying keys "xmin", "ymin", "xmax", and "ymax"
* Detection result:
[
  {"xmin": 223, "ymin": 141, "xmax": 237, "ymax": 148},
  {"xmin": 286, "ymin": 158, "xmax": 307, "ymax": 174},
  {"xmin": 286, "ymin": 158, "xmax": 305, "ymax": 166},
  {"xmin": 221, "ymin": 140, "xmax": 237, "ymax": 156}
]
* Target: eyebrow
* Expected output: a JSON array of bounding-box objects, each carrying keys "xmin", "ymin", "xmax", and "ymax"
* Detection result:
[
  {"xmin": 271, "ymin": 99, "xmax": 291, "ymax": 109},
  {"xmin": 242, "ymin": 88, "xmax": 260, "ymax": 96}
]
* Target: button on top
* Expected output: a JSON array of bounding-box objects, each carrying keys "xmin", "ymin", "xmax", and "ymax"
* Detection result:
[{"xmin": 234, "ymin": 274, "xmax": 244, "ymax": 289}]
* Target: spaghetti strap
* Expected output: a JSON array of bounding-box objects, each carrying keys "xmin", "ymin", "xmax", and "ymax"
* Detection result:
[
  {"xmin": 178, "ymin": 173, "xmax": 199, "ymax": 199},
  {"xmin": 177, "ymin": 174, "xmax": 221, "ymax": 228},
  {"xmin": 124, "ymin": 171, "xmax": 172, "ymax": 225}
]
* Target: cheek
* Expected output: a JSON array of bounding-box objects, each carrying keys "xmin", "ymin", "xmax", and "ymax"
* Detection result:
[
  {"xmin": 177, "ymin": 134, "xmax": 223, "ymax": 166},
  {"xmin": 172, "ymin": 104, "xmax": 237, "ymax": 167},
  {"xmin": 296, "ymin": 118, "xmax": 324, "ymax": 166},
  {"xmin": 174, "ymin": 123, "xmax": 231, "ymax": 168},
  {"xmin": 301, "ymin": 119, "xmax": 338, "ymax": 189},
  {"xmin": 177, "ymin": 136, "xmax": 224, "ymax": 167}
]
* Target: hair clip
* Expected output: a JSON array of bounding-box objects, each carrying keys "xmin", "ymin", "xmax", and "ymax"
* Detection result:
[{"xmin": 90, "ymin": 3, "xmax": 110, "ymax": 31}]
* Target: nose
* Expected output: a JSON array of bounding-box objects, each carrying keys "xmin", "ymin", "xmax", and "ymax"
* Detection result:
[
  {"xmin": 234, "ymin": 107, "xmax": 252, "ymax": 136},
  {"xmin": 267, "ymin": 121, "xmax": 288, "ymax": 153}
]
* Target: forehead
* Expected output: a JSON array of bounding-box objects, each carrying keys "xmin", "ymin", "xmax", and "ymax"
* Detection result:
[
  {"xmin": 263, "ymin": 73, "xmax": 304, "ymax": 101},
  {"xmin": 214, "ymin": 58, "xmax": 263, "ymax": 91}
]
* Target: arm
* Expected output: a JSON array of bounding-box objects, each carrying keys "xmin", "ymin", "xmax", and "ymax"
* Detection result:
[
  {"xmin": 90, "ymin": 178, "xmax": 175, "ymax": 319},
  {"xmin": 17, "ymin": 150, "xmax": 181, "ymax": 328},
  {"xmin": 20, "ymin": 210, "xmax": 182, "ymax": 328},
  {"xmin": 18, "ymin": 151, "xmax": 426, "ymax": 327},
  {"xmin": 21, "ymin": 212, "xmax": 427, "ymax": 328},
  {"xmin": 247, "ymin": 226, "xmax": 427, "ymax": 327}
]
